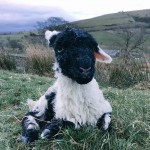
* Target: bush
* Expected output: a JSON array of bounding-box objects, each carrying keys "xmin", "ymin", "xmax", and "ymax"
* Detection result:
[
  {"xmin": 0, "ymin": 50, "xmax": 16, "ymax": 70},
  {"xmin": 8, "ymin": 39, "xmax": 24, "ymax": 53}
]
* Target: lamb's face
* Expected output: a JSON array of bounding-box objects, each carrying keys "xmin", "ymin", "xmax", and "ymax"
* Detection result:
[{"xmin": 45, "ymin": 28, "xmax": 112, "ymax": 84}]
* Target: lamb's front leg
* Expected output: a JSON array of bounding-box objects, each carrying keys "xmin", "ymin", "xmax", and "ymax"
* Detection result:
[
  {"xmin": 97, "ymin": 100, "xmax": 112, "ymax": 130},
  {"xmin": 97, "ymin": 112, "xmax": 112, "ymax": 130}
]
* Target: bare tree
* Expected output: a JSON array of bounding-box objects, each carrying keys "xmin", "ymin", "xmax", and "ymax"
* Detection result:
[{"xmin": 116, "ymin": 28, "xmax": 147, "ymax": 61}]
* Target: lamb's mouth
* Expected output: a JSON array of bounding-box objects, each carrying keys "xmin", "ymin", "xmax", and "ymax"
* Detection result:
[{"xmin": 75, "ymin": 76, "xmax": 93, "ymax": 84}]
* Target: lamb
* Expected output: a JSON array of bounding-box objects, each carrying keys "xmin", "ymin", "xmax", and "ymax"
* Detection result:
[{"xmin": 20, "ymin": 27, "xmax": 112, "ymax": 144}]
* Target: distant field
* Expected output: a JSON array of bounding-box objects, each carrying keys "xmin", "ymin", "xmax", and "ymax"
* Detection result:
[
  {"xmin": 0, "ymin": 32, "xmax": 28, "ymax": 40},
  {"xmin": 1, "ymin": 9, "xmax": 150, "ymax": 50},
  {"xmin": 0, "ymin": 70, "xmax": 149, "ymax": 150},
  {"xmin": 90, "ymin": 31, "xmax": 120, "ymax": 48}
]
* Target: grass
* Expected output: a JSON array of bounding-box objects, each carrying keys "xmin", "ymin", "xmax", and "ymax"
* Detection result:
[
  {"xmin": 0, "ymin": 70, "xmax": 149, "ymax": 150},
  {"xmin": 0, "ymin": 32, "xmax": 29, "ymax": 40}
]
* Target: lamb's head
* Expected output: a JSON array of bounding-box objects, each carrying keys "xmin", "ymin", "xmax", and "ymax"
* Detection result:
[{"xmin": 45, "ymin": 28, "xmax": 112, "ymax": 84}]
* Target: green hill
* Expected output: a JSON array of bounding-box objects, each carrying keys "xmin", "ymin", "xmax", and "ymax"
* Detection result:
[
  {"xmin": 71, "ymin": 9, "xmax": 150, "ymax": 49},
  {"xmin": 73, "ymin": 9, "xmax": 150, "ymax": 31}
]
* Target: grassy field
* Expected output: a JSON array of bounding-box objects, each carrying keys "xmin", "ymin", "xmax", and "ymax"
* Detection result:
[
  {"xmin": 73, "ymin": 9, "xmax": 150, "ymax": 30},
  {"xmin": 0, "ymin": 70, "xmax": 149, "ymax": 150}
]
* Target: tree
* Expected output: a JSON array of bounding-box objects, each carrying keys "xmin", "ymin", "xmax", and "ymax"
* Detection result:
[
  {"xmin": 35, "ymin": 17, "xmax": 68, "ymax": 30},
  {"xmin": 116, "ymin": 28, "xmax": 147, "ymax": 60}
]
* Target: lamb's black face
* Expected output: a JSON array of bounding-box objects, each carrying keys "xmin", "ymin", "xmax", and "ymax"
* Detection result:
[
  {"xmin": 52, "ymin": 28, "xmax": 98, "ymax": 84},
  {"xmin": 55, "ymin": 47, "xmax": 96, "ymax": 84}
]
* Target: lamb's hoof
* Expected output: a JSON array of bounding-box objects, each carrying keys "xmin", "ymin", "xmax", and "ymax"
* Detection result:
[
  {"xmin": 19, "ymin": 135, "xmax": 32, "ymax": 144},
  {"xmin": 19, "ymin": 129, "xmax": 39, "ymax": 144},
  {"xmin": 18, "ymin": 136, "xmax": 28, "ymax": 144},
  {"xmin": 41, "ymin": 129, "xmax": 53, "ymax": 139}
]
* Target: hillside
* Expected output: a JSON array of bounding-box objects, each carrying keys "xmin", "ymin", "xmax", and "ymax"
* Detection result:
[
  {"xmin": 71, "ymin": 9, "xmax": 150, "ymax": 49},
  {"xmin": 73, "ymin": 9, "xmax": 150, "ymax": 31},
  {"xmin": 0, "ymin": 70, "xmax": 150, "ymax": 149}
]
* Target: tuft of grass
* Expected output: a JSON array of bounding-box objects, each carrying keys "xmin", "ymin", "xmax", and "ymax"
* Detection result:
[
  {"xmin": 0, "ymin": 70, "xmax": 149, "ymax": 150},
  {"xmin": 95, "ymin": 56, "xmax": 150, "ymax": 88},
  {"xmin": 26, "ymin": 44, "xmax": 54, "ymax": 76},
  {"xmin": 109, "ymin": 58, "xmax": 150, "ymax": 88}
]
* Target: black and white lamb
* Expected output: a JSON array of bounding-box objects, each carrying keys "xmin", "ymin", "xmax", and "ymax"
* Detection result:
[{"xmin": 20, "ymin": 27, "xmax": 112, "ymax": 144}]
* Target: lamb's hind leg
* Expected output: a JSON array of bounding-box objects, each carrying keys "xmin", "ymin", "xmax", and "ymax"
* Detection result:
[
  {"xmin": 21, "ymin": 112, "xmax": 40, "ymax": 144},
  {"xmin": 20, "ymin": 89, "xmax": 56, "ymax": 143},
  {"xmin": 41, "ymin": 119, "xmax": 75, "ymax": 139},
  {"xmin": 20, "ymin": 95, "xmax": 48, "ymax": 144}
]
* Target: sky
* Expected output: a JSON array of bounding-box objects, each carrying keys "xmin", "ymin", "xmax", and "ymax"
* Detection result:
[{"xmin": 0, "ymin": 0, "xmax": 150, "ymax": 32}]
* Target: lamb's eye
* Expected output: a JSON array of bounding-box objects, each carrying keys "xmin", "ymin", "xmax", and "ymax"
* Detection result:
[{"xmin": 58, "ymin": 48, "xmax": 64, "ymax": 53}]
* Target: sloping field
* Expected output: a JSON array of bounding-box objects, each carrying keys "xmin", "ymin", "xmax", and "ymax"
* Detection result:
[{"xmin": 0, "ymin": 70, "xmax": 149, "ymax": 150}]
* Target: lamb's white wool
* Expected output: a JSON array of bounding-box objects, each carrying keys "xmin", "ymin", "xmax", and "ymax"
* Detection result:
[
  {"xmin": 54, "ymin": 73, "xmax": 112, "ymax": 128},
  {"xmin": 27, "ymin": 99, "xmax": 37, "ymax": 111},
  {"xmin": 32, "ymin": 84, "xmax": 58, "ymax": 118},
  {"xmin": 32, "ymin": 95, "xmax": 48, "ymax": 117},
  {"xmin": 27, "ymin": 124, "xmax": 37, "ymax": 130},
  {"xmin": 53, "ymin": 62, "xmax": 62, "ymax": 78},
  {"xmin": 95, "ymin": 46, "xmax": 112, "ymax": 63},
  {"xmin": 45, "ymin": 30, "xmax": 59, "ymax": 44},
  {"xmin": 26, "ymin": 116, "xmax": 39, "ymax": 129}
]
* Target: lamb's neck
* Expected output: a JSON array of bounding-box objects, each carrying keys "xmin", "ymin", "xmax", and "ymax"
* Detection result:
[
  {"xmin": 55, "ymin": 73, "xmax": 101, "ymax": 104},
  {"xmin": 57, "ymin": 73, "xmax": 93, "ymax": 89}
]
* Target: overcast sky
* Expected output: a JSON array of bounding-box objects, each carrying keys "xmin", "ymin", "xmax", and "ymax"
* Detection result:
[{"xmin": 0, "ymin": 0, "xmax": 150, "ymax": 32}]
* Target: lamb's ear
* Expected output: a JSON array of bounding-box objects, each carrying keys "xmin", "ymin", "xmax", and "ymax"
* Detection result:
[
  {"xmin": 94, "ymin": 46, "xmax": 112, "ymax": 63},
  {"xmin": 45, "ymin": 30, "xmax": 59, "ymax": 47}
]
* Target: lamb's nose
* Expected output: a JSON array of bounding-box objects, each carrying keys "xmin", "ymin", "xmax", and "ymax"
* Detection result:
[{"xmin": 79, "ymin": 67, "xmax": 91, "ymax": 76}]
